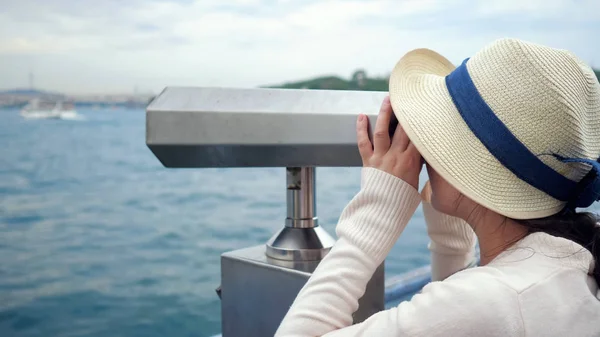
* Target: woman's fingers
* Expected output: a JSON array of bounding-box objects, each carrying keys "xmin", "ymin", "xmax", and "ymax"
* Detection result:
[
  {"xmin": 391, "ymin": 123, "xmax": 410, "ymax": 151},
  {"xmin": 357, "ymin": 96, "xmax": 424, "ymax": 188},
  {"xmin": 373, "ymin": 96, "xmax": 392, "ymax": 155},
  {"xmin": 356, "ymin": 114, "xmax": 373, "ymax": 161}
]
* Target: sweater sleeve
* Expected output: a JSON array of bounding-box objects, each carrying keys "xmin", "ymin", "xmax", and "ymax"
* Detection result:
[
  {"xmin": 421, "ymin": 183, "xmax": 477, "ymax": 281},
  {"xmin": 275, "ymin": 167, "xmax": 421, "ymax": 337}
]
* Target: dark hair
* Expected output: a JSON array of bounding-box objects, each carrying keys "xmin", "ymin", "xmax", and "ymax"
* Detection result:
[{"xmin": 517, "ymin": 209, "xmax": 600, "ymax": 284}]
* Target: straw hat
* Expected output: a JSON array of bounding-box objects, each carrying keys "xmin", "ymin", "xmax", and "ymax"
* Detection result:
[{"xmin": 389, "ymin": 38, "xmax": 600, "ymax": 219}]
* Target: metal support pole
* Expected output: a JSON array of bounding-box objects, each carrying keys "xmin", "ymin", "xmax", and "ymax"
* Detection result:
[
  {"xmin": 285, "ymin": 167, "xmax": 318, "ymax": 228},
  {"xmin": 266, "ymin": 167, "xmax": 335, "ymax": 261}
]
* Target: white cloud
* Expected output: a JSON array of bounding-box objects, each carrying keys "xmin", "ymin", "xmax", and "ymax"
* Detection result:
[
  {"xmin": 475, "ymin": 0, "xmax": 599, "ymax": 20},
  {"xmin": 0, "ymin": 0, "xmax": 598, "ymax": 94}
]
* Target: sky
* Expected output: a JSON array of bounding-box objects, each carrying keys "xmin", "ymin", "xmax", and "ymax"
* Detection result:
[{"xmin": 0, "ymin": 0, "xmax": 598, "ymax": 95}]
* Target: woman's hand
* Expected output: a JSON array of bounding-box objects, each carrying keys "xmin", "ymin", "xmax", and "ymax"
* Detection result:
[{"xmin": 357, "ymin": 96, "xmax": 423, "ymax": 189}]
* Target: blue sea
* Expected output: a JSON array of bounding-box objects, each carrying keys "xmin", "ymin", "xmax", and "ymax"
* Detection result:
[{"xmin": 0, "ymin": 108, "xmax": 431, "ymax": 337}]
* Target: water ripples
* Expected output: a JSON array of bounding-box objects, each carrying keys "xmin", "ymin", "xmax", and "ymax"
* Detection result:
[{"xmin": 0, "ymin": 109, "xmax": 434, "ymax": 337}]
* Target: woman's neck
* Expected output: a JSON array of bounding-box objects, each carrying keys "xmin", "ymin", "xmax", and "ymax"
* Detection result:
[{"xmin": 459, "ymin": 204, "xmax": 529, "ymax": 265}]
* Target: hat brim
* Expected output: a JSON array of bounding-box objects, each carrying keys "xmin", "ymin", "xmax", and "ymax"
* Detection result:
[{"xmin": 389, "ymin": 48, "xmax": 564, "ymax": 219}]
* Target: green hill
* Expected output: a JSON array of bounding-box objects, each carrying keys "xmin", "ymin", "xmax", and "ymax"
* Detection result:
[
  {"xmin": 269, "ymin": 68, "xmax": 600, "ymax": 92},
  {"xmin": 268, "ymin": 70, "xmax": 388, "ymax": 91}
]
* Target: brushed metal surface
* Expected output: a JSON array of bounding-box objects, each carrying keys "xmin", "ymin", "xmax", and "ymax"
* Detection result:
[
  {"xmin": 146, "ymin": 87, "xmax": 388, "ymax": 167},
  {"xmin": 266, "ymin": 167, "xmax": 335, "ymax": 261},
  {"xmin": 220, "ymin": 245, "xmax": 384, "ymax": 337},
  {"xmin": 265, "ymin": 226, "xmax": 336, "ymax": 261}
]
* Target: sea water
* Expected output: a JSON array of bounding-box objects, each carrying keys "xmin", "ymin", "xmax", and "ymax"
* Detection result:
[{"xmin": 0, "ymin": 108, "xmax": 432, "ymax": 337}]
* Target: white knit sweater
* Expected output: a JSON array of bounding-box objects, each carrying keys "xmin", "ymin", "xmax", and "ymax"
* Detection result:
[{"xmin": 275, "ymin": 168, "xmax": 600, "ymax": 337}]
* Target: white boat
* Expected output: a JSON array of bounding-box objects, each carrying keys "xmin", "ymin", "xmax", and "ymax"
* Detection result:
[{"xmin": 20, "ymin": 98, "xmax": 78, "ymax": 120}]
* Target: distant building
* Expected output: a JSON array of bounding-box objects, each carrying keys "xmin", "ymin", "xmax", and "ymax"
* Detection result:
[
  {"xmin": 0, "ymin": 88, "xmax": 155, "ymax": 110},
  {"xmin": 0, "ymin": 89, "xmax": 65, "ymax": 108}
]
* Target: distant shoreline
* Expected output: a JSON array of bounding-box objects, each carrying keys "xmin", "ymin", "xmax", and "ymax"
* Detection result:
[{"xmin": 2, "ymin": 69, "xmax": 599, "ymax": 110}]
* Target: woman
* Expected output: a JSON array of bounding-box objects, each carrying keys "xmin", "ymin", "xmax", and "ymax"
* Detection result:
[{"xmin": 275, "ymin": 38, "xmax": 600, "ymax": 336}]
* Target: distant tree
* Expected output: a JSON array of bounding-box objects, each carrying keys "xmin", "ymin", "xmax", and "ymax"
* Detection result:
[{"xmin": 351, "ymin": 70, "xmax": 367, "ymax": 89}]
